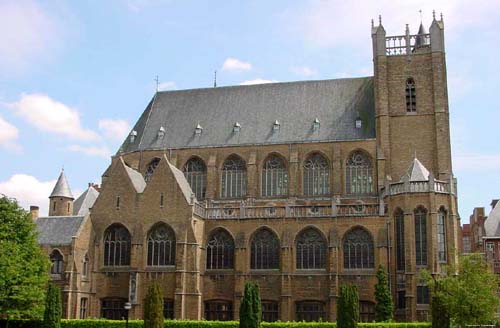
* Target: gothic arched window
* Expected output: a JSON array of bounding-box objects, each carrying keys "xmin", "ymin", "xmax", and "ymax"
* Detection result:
[
  {"xmin": 82, "ymin": 253, "xmax": 89, "ymax": 277},
  {"xmin": 296, "ymin": 228, "xmax": 327, "ymax": 269},
  {"xmin": 415, "ymin": 207, "xmax": 427, "ymax": 266},
  {"xmin": 221, "ymin": 155, "xmax": 247, "ymax": 198},
  {"xmin": 346, "ymin": 151, "xmax": 373, "ymax": 195},
  {"xmin": 144, "ymin": 158, "xmax": 161, "ymax": 182},
  {"xmin": 406, "ymin": 78, "xmax": 416, "ymax": 112},
  {"xmin": 303, "ymin": 153, "xmax": 330, "ymax": 196},
  {"xmin": 262, "ymin": 155, "xmax": 288, "ymax": 197},
  {"xmin": 206, "ymin": 229, "xmax": 234, "ymax": 270},
  {"xmin": 437, "ymin": 208, "xmax": 447, "ymax": 263},
  {"xmin": 395, "ymin": 209, "xmax": 405, "ymax": 271},
  {"xmin": 251, "ymin": 228, "xmax": 280, "ymax": 269},
  {"xmin": 183, "ymin": 157, "xmax": 207, "ymax": 200},
  {"xmin": 50, "ymin": 250, "xmax": 63, "ymax": 274},
  {"xmin": 343, "ymin": 228, "xmax": 374, "ymax": 269},
  {"xmin": 147, "ymin": 223, "xmax": 176, "ymax": 266},
  {"xmin": 103, "ymin": 224, "xmax": 131, "ymax": 266}
]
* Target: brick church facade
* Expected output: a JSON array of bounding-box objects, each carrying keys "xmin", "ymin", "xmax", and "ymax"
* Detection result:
[{"xmin": 34, "ymin": 15, "xmax": 459, "ymax": 322}]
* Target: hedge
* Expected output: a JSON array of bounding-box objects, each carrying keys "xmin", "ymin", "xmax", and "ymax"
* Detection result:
[{"xmin": 0, "ymin": 320, "xmax": 431, "ymax": 328}]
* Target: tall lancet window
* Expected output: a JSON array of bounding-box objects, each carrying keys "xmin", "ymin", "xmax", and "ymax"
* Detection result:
[
  {"xmin": 415, "ymin": 207, "xmax": 428, "ymax": 266},
  {"xmin": 144, "ymin": 158, "xmax": 161, "ymax": 182},
  {"xmin": 103, "ymin": 224, "xmax": 131, "ymax": 266},
  {"xmin": 206, "ymin": 229, "xmax": 234, "ymax": 270},
  {"xmin": 437, "ymin": 208, "xmax": 447, "ymax": 263},
  {"xmin": 50, "ymin": 250, "xmax": 63, "ymax": 275},
  {"xmin": 296, "ymin": 228, "xmax": 327, "ymax": 269},
  {"xmin": 343, "ymin": 228, "xmax": 374, "ymax": 269},
  {"xmin": 147, "ymin": 223, "xmax": 176, "ymax": 266},
  {"xmin": 251, "ymin": 228, "xmax": 280, "ymax": 269},
  {"xmin": 395, "ymin": 209, "xmax": 405, "ymax": 271},
  {"xmin": 221, "ymin": 155, "xmax": 247, "ymax": 198},
  {"xmin": 303, "ymin": 153, "xmax": 330, "ymax": 196},
  {"xmin": 262, "ymin": 155, "xmax": 288, "ymax": 197},
  {"xmin": 346, "ymin": 151, "xmax": 373, "ymax": 195},
  {"xmin": 183, "ymin": 157, "xmax": 207, "ymax": 200},
  {"xmin": 406, "ymin": 78, "xmax": 416, "ymax": 112}
]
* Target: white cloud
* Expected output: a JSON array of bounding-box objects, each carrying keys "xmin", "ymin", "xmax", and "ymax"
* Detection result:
[
  {"xmin": 0, "ymin": 174, "xmax": 56, "ymax": 216},
  {"xmin": 10, "ymin": 93, "xmax": 99, "ymax": 141},
  {"xmin": 0, "ymin": 115, "xmax": 21, "ymax": 151},
  {"xmin": 222, "ymin": 58, "xmax": 252, "ymax": 72},
  {"xmin": 291, "ymin": 66, "xmax": 317, "ymax": 77},
  {"xmin": 98, "ymin": 119, "xmax": 130, "ymax": 141},
  {"xmin": 0, "ymin": 0, "xmax": 65, "ymax": 75},
  {"xmin": 68, "ymin": 145, "xmax": 111, "ymax": 158},
  {"xmin": 157, "ymin": 81, "xmax": 177, "ymax": 91},
  {"xmin": 240, "ymin": 79, "xmax": 279, "ymax": 85}
]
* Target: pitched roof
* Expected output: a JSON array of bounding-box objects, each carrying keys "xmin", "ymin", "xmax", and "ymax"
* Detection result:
[
  {"xmin": 400, "ymin": 157, "xmax": 430, "ymax": 182},
  {"xmin": 50, "ymin": 170, "xmax": 73, "ymax": 199},
  {"xmin": 36, "ymin": 216, "xmax": 85, "ymax": 245},
  {"xmin": 485, "ymin": 201, "xmax": 500, "ymax": 237},
  {"xmin": 73, "ymin": 185, "xmax": 99, "ymax": 216},
  {"xmin": 118, "ymin": 77, "xmax": 375, "ymax": 153},
  {"xmin": 167, "ymin": 158, "xmax": 194, "ymax": 202},
  {"xmin": 123, "ymin": 160, "xmax": 146, "ymax": 193}
]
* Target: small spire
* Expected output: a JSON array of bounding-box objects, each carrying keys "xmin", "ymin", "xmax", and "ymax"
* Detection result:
[
  {"xmin": 440, "ymin": 12, "xmax": 443, "ymax": 21},
  {"xmin": 419, "ymin": 9, "xmax": 423, "ymax": 23},
  {"xmin": 432, "ymin": 10, "xmax": 436, "ymax": 20},
  {"xmin": 214, "ymin": 70, "xmax": 217, "ymax": 88},
  {"xmin": 154, "ymin": 75, "xmax": 159, "ymax": 92},
  {"xmin": 50, "ymin": 170, "xmax": 74, "ymax": 199},
  {"xmin": 378, "ymin": 15, "xmax": 382, "ymax": 25},
  {"xmin": 405, "ymin": 23, "xmax": 410, "ymax": 35},
  {"xmin": 371, "ymin": 19, "xmax": 374, "ymax": 28}
]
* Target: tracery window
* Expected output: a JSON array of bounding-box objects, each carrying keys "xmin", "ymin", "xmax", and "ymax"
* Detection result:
[
  {"xmin": 346, "ymin": 151, "xmax": 373, "ymax": 195},
  {"xmin": 50, "ymin": 250, "xmax": 63, "ymax": 274},
  {"xmin": 163, "ymin": 299, "xmax": 174, "ymax": 319},
  {"xmin": 296, "ymin": 228, "xmax": 326, "ymax": 269},
  {"xmin": 415, "ymin": 207, "xmax": 427, "ymax": 266},
  {"xmin": 303, "ymin": 153, "xmax": 330, "ymax": 196},
  {"xmin": 261, "ymin": 155, "xmax": 288, "ymax": 197},
  {"xmin": 221, "ymin": 155, "xmax": 247, "ymax": 198},
  {"xmin": 101, "ymin": 298, "xmax": 126, "ymax": 320},
  {"xmin": 295, "ymin": 301, "xmax": 325, "ymax": 322},
  {"xmin": 262, "ymin": 301, "xmax": 279, "ymax": 322},
  {"xmin": 251, "ymin": 228, "xmax": 280, "ymax": 269},
  {"xmin": 406, "ymin": 78, "xmax": 416, "ymax": 112},
  {"xmin": 147, "ymin": 223, "xmax": 176, "ymax": 266},
  {"xmin": 183, "ymin": 157, "xmax": 207, "ymax": 200},
  {"xmin": 144, "ymin": 158, "xmax": 161, "ymax": 182},
  {"xmin": 204, "ymin": 300, "xmax": 233, "ymax": 321},
  {"xmin": 206, "ymin": 229, "xmax": 234, "ymax": 270},
  {"xmin": 395, "ymin": 209, "xmax": 405, "ymax": 271},
  {"xmin": 343, "ymin": 228, "xmax": 374, "ymax": 269},
  {"xmin": 437, "ymin": 208, "xmax": 447, "ymax": 263},
  {"xmin": 103, "ymin": 224, "xmax": 131, "ymax": 266}
]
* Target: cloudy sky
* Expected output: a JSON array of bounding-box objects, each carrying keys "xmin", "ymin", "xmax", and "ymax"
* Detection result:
[{"xmin": 0, "ymin": 0, "xmax": 499, "ymax": 220}]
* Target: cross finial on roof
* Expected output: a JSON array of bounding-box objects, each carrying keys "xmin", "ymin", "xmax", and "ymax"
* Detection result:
[
  {"xmin": 378, "ymin": 15, "xmax": 382, "ymax": 25},
  {"xmin": 154, "ymin": 75, "xmax": 159, "ymax": 92},
  {"xmin": 419, "ymin": 9, "xmax": 422, "ymax": 23},
  {"xmin": 371, "ymin": 19, "xmax": 374, "ymax": 28},
  {"xmin": 440, "ymin": 12, "xmax": 443, "ymax": 21},
  {"xmin": 432, "ymin": 10, "xmax": 436, "ymax": 20},
  {"xmin": 214, "ymin": 70, "xmax": 217, "ymax": 88}
]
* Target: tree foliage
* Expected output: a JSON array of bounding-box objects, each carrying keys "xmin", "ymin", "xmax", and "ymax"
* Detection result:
[
  {"xmin": 0, "ymin": 196, "xmax": 49, "ymax": 319},
  {"xmin": 374, "ymin": 265, "xmax": 393, "ymax": 322},
  {"xmin": 240, "ymin": 282, "xmax": 261, "ymax": 328},
  {"xmin": 337, "ymin": 284, "xmax": 359, "ymax": 328},
  {"xmin": 143, "ymin": 283, "xmax": 163, "ymax": 328},
  {"xmin": 423, "ymin": 253, "xmax": 500, "ymax": 326},
  {"xmin": 431, "ymin": 294, "xmax": 449, "ymax": 328},
  {"xmin": 43, "ymin": 283, "xmax": 62, "ymax": 328}
]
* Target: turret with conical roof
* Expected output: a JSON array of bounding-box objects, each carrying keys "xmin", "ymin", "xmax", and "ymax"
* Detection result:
[{"xmin": 49, "ymin": 169, "xmax": 74, "ymax": 216}]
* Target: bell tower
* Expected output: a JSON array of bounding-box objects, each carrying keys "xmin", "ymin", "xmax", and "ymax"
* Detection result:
[
  {"xmin": 371, "ymin": 13, "xmax": 452, "ymax": 187},
  {"xmin": 48, "ymin": 169, "xmax": 74, "ymax": 216}
]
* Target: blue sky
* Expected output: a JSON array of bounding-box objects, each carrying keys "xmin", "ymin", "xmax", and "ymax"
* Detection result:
[{"xmin": 0, "ymin": 0, "xmax": 499, "ymax": 220}]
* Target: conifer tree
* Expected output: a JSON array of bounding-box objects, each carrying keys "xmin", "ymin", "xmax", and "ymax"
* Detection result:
[
  {"xmin": 250, "ymin": 283, "xmax": 262, "ymax": 324},
  {"xmin": 240, "ymin": 282, "xmax": 258, "ymax": 328},
  {"xmin": 431, "ymin": 293, "xmax": 450, "ymax": 328},
  {"xmin": 337, "ymin": 284, "xmax": 359, "ymax": 328},
  {"xmin": 374, "ymin": 265, "xmax": 393, "ymax": 322},
  {"xmin": 43, "ymin": 283, "xmax": 62, "ymax": 328},
  {"xmin": 143, "ymin": 283, "xmax": 164, "ymax": 328}
]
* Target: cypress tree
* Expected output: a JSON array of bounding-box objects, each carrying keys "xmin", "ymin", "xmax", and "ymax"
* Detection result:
[
  {"xmin": 374, "ymin": 265, "xmax": 393, "ymax": 322},
  {"xmin": 240, "ymin": 282, "xmax": 258, "ymax": 328},
  {"xmin": 43, "ymin": 283, "xmax": 62, "ymax": 328},
  {"xmin": 143, "ymin": 283, "xmax": 164, "ymax": 328},
  {"xmin": 337, "ymin": 284, "xmax": 359, "ymax": 328},
  {"xmin": 250, "ymin": 283, "xmax": 262, "ymax": 324}
]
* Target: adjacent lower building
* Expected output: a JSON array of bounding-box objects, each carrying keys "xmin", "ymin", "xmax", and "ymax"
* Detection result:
[{"xmin": 35, "ymin": 15, "xmax": 460, "ymax": 322}]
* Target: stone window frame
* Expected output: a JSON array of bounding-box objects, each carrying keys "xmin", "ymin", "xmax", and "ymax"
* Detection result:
[
  {"xmin": 437, "ymin": 207, "xmax": 447, "ymax": 263},
  {"xmin": 50, "ymin": 249, "xmax": 64, "ymax": 275},
  {"xmin": 220, "ymin": 154, "xmax": 247, "ymax": 199},
  {"xmin": 103, "ymin": 224, "xmax": 131, "ymax": 267},
  {"xmin": 345, "ymin": 150, "xmax": 374, "ymax": 195},
  {"xmin": 343, "ymin": 227, "xmax": 375, "ymax": 270},
  {"xmin": 206, "ymin": 228, "xmax": 235, "ymax": 270},
  {"xmin": 395, "ymin": 208, "xmax": 405, "ymax": 271},
  {"xmin": 302, "ymin": 152, "xmax": 331, "ymax": 197},
  {"xmin": 80, "ymin": 297, "xmax": 88, "ymax": 319},
  {"xmin": 147, "ymin": 223, "xmax": 176, "ymax": 267},
  {"xmin": 250, "ymin": 227, "xmax": 280, "ymax": 270},
  {"xmin": 261, "ymin": 153, "xmax": 289, "ymax": 197},
  {"xmin": 100, "ymin": 298, "xmax": 127, "ymax": 320},
  {"xmin": 414, "ymin": 206, "xmax": 428, "ymax": 267},
  {"xmin": 262, "ymin": 300, "xmax": 280, "ymax": 322},
  {"xmin": 204, "ymin": 300, "xmax": 233, "ymax": 321},
  {"xmin": 295, "ymin": 301, "xmax": 326, "ymax": 322},
  {"xmin": 144, "ymin": 157, "xmax": 161, "ymax": 182},
  {"xmin": 183, "ymin": 156, "xmax": 207, "ymax": 200},
  {"xmin": 295, "ymin": 227, "xmax": 327, "ymax": 270},
  {"xmin": 405, "ymin": 77, "xmax": 417, "ymax": 113}
]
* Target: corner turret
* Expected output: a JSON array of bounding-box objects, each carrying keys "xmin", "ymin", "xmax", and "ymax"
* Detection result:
[{"xmin": 49, "ymin": 169, "xmax": 74, "ymax": 216}]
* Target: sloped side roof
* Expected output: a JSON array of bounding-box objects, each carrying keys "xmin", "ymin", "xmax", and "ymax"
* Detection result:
[
  {"xmin": 400, "ymin": 157, "xmax": 430, "ymax": 181},
  {"xmin": 118, "ymin": 77, "xmax": 375, "ymax": 153},
  {"xmin": 167, "ymin": 159, "xmax": 194, "ymax": 203},
  {"xmin": 124, "ymin": 163, "xmax": 146, "ymax": 193},
  {"xmin": 50, "ymin": 171, "xmax": 73, "ymax": 199},
  {"xmin": 485, "ymin": 201, "xmax": 500, "ymax": 237},
  {"xmin": 73, "ymin": 186, "xmax": 99, "ymax": 216},
  {"xmin": 36, "ymin": 216, "xmax": 85, "ymax": 245}
]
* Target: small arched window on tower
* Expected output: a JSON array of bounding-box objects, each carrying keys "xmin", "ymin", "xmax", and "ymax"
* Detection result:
[{"xmin": 406, "ymin": 78, "xmax": 416, "ymax": 112}]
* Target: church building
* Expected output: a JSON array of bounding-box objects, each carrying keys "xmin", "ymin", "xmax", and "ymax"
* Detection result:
[{"xmin": 34, "ymin": 15, "xmax": 459, "ymax": 322}]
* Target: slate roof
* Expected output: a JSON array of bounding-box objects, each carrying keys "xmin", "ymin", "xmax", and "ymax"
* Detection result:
[
  {"xmin": 73, "ymin": 186, "xmax": 99, "ymax": 216},
  {"xmin": 485, "ymin": 201, "xmax": 500, "ymax": 237},
  {"xmin": 50, "ymin": 170, "xmax": 74, "ymax": 199},
  {"xmin": 36, "ymin": 216, "xmax": 85, "ymax": 245},
  {"xmin": 167, "ymin": 159, "xmax": 194, "ymax": 202},
  {"xmin": 118, "ymin": 77, "xmax": 375, "ymax": 153},
  {"xmin": 400, "ymin": 157, "xmax": 430, "ymax": 181},
  {"xmin": 123, "ymin": 161, "xmax": 146, "ymax": 193}
]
